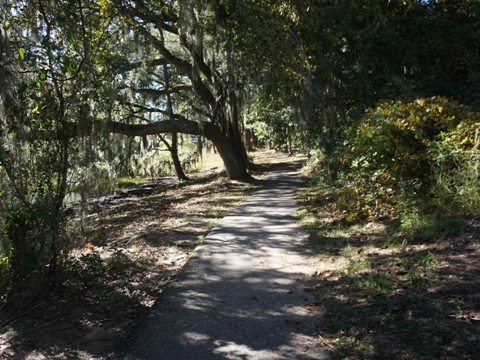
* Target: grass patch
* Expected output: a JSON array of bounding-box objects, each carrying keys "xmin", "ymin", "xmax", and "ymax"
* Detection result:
[
  {"xmin": 115, "ymin": 176, "xmax": 150, "ymax": 189},
  {"xmin": 299, "ymin": 180, "xmax": 479, "ymax": 359}
]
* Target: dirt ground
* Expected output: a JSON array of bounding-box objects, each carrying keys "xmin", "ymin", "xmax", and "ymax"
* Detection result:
[
  {"xmin": 0, "ymin": 150, "xmax": 300, "ymax": 360},
  {"xmin": 300, "ymin": 191, "xmax": 480, "ymax": 359}
]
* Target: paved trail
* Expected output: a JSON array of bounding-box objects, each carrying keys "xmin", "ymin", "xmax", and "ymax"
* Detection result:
[{"xmin": 116, "ymin": 164, "xmax": 329, "ymax": 360}]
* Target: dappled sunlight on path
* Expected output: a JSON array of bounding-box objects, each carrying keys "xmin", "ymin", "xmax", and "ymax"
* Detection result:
[{"xmin": 116, "ymin": 164, "xmax": 329, "ymax": 360}]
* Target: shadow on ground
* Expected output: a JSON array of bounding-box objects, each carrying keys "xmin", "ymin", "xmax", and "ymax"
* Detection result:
[
  {"xmin": 300, "ymin": 189, "xmax": 480, "ymax": 359},
  {"xmin": 116, "ymin": 163, "xmax": 328, "ymax": 359}
]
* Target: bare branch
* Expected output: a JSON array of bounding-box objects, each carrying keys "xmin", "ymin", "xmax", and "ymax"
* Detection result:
[
  {"xmin": 131, "ymin": 84, "xmax": 192, "ymax": 96},
  {"xmin": 118, "ymin": 58, "xmax": 168, "ymax": 73}
]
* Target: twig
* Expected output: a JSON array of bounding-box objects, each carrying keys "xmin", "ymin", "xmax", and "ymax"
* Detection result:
[
  {"xmin": 15, "ymin": 311, "xmax": 82, "ymax": 336},
  {"xmin": 109, "ymin": 232, "xmax": 146, "ymax": 247},
  {"xmin": 316, "ymin": 334, "xmax": 346, "ymax": 356},
  {"xmin": 0, "ymin": 304, "xmax": 42, "ymax": 329}
]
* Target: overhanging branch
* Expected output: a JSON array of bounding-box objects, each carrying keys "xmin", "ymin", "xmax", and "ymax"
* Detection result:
[
  {"xmin": 106, "ymin": 119, "xmax": 211, "ymax": 138},
  {"xmin": 131, "ymin": 85, "xmax": 192, "ymax": 96}
]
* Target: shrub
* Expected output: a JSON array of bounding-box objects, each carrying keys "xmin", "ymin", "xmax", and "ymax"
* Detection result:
[
  {"xmin": 332, "ymin": 96, "xmax": 479, "ymax": 218},
  {"xmin": 430, "ymin": 120, "xmax": 480, "ymax": 215}
]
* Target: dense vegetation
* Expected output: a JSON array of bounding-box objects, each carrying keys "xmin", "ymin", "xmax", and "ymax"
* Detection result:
[{"xmin": 1, "ymin": 0, "xmax": 479, "ymax": 314}]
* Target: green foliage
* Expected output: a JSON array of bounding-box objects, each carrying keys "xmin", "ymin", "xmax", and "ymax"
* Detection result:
[
  {"xmin": 72, "ymin": 253, "xmax": 104, "ymax": 278},
  {"xmin": 400, "ymin": 213, "xmax": 465, "ymax": 242},
  {"xmin": 229, "ymin": 0, "xmax": 480, "ymax": 156},
  {"xmin": 430, "ymin": 120, "xmax": 480, "ymax": 214},
  {"xmin": 298, "ymin": 183, "xmax": 475, "ymax": 359},
  {"xmin": 0, "ymin": 0, "xmax": 104, "ymax": 303},
  {"xmin": 62, "ymin": 253, "xmax": 104, "ymax": 291},
  {"xmin": 245, "ymin": 92, "xmax": 299, "ymax": 150},
  {"xmin": 107, "ymin": 249, "xmax": 130, "ymax": 273},
  {"xmin": 331, "ymin": 96, "xmax": 479, "ymax": 218}
]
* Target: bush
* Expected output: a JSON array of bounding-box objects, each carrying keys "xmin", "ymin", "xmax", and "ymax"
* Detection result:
[
  {"xmin": 0, "ymin": 199, "xmax": 66, "ymax": 307},
  {"xmin": 331, "ymin": 96, "xmax": 479, "ymax": 218},
  {"xmin": 431, "ymin": 121, "xmax": 480, "ymax": 214}
]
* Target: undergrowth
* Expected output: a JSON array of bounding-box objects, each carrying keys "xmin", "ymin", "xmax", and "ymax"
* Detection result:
[
  {"xmin": 299, "ymin": 183, "xmax": 479, "ymax": 359},
  {"xmin": 319, "ymin": 96, "xmax": 480, "ymax": 219},
  {"xmin": 300, "ymin": 97, "xmax": 480, "ymax": 358}
]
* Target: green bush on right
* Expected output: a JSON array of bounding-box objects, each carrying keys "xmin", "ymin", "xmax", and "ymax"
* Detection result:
[{"xmin": 331, "ymin": 96, "xmax": 480, "ymax": 218}]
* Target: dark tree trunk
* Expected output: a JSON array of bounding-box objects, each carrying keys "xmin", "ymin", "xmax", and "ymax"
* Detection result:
[
  {"xmin": 196, "ymin": 135, "xmax": 203, "ymax": 159},
  {"xmin": 159, "ymin": 133, "xmax": 188, "ymax": 181},
  {"xmin": 170, "ymin": 133, "xmax": 188, "ymax": 181},
  {"xmin": 162, "ymin": 62, "xmax": 189, "ymax": 181}
]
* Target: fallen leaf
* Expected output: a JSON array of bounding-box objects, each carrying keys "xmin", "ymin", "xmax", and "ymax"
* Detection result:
[
  {"xmin": 469, "ymin": 312, "xmax": 480, "ymax": 321},
  {"xmin": 298, "ymin": 345, "xmax": 309, "ymax": 352}
]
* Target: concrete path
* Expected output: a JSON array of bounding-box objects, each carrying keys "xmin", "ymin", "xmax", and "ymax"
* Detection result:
[{"xmin": 115, "ymin": 164, "xmax": 329, "ymax": 360}]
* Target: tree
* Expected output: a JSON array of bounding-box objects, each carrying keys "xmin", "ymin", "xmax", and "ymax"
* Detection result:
[
  {"xmin": 163, "ymin": 60, "xmax": 188, "ymax": 181},
  {"xmin": 98, "ymin": 0, "xmax": 251, "ymax": 181},
  {"xmin": 0, "ymin": 0, "xmax": 101, "ymax": 296},
  {"xmin": 221, "ymin": 0, "xmax": 480, "ymax": 158}
]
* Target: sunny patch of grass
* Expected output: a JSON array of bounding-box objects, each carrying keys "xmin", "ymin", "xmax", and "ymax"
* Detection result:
[
  {"xmin": 207, "ymin": 219, "xmax": 218, "ymax": 230},
  {"xmin": 400, "ymin": 213, "xmax": 465, "ymax": 242},
  {"xmin": 199, "ymin": 152, "xmax": 224, "ymax": 170},
  {"xmin": 115, "ymin": 176, "xmax": 149, "ymax": 189}
]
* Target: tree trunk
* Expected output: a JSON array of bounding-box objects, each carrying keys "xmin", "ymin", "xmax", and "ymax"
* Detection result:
[
  {"xmin": 287, "ymin": 126, "xmax": 293, "ymax": 155},
  {"xmin": 159, "ymin": 133, "xmax": 189, "ymax": 181},
  {"xmin": 162, "ymin": 62, "xmax": 189, "ymax": 181},
  {"xmin": 170, "ymin": 133, "xmax": 188, "ymax": 181},
  {"xmin": 106, "ymin": 119, "xmax": 251, "ymax": 181},
  {"xmin": 196, "ymin": 135, "xmax": 203, "ymax": 159}
]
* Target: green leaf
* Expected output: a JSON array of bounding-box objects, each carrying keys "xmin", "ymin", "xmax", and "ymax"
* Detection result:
[
  {"xmin": 63, "ymin": 56, "xmax": 73, "ymax": 73},
  {"xmin": 8, "ymin": 125, "xmax": 18, "ymax": 137},
  {"xmin": 47, "ymin": 50, "xmax": 54, "ymax": 63},
  {"xmin": 66, "ymin": 30, "xmax": 75, "ymax": 45},
  {"xmin": 38, "ymin": 70, "xmax": 47, "ymax": 82},
  {"xmin": 54, "ymin": 15, "xmax": 66, "ymax": 25},
  {"xmin": 19, "ymin": 47, "xmax": 26, "ymax": 61},
  {"xmin": 3, "ymin": 21, "xmax": 10, "ymax": 31},
  {"xmin": 29, "ymin": 93, "xmax": 42, "ymax": 102},
  {"xmin": 18, "ymin": 82, "xmax": 28, "ymax": 94}
]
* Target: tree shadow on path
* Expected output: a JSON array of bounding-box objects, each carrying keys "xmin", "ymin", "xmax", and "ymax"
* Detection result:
[{"xmin": 116, "ymin": 163, "xmax": 329, "ymax": 359}]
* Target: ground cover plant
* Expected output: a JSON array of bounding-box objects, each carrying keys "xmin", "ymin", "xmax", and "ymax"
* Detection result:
[
  {"xmin": 299, "ymin": 184, "xmax": 480, "ymax": 359},
  {"xmin": 328, "ymin": 97, "xmax": 480, "ymax": 219}
]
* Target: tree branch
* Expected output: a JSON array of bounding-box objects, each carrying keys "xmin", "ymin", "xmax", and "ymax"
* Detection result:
[
  {"xmin": 118, "ymin": 58, "xmax": 168, "ymax": 73},
  {"xmin": 106, "ymin": 119, "xmax": 207, "ymax": 138},
  {"xmin": 123, "ymin": 12, "xmax": 216, "ymax": 107},
  {"xmin": 131, "ymin": 84, "xmax": 192, "ymax": 96}
]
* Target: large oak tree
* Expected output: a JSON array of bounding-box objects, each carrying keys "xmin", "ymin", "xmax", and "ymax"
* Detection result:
[{"xmin": 101, "ymin": 0, "xmax": 251, "ymax": 180}]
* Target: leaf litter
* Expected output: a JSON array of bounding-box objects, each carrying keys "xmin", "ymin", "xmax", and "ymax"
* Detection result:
[
  {"xmin": 300, "ymin": 188, "xmax": 480, "ymax": 359},
  {"xmin": 0, "ymin": 150, "xmax": 302, "ymax": 360}
]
